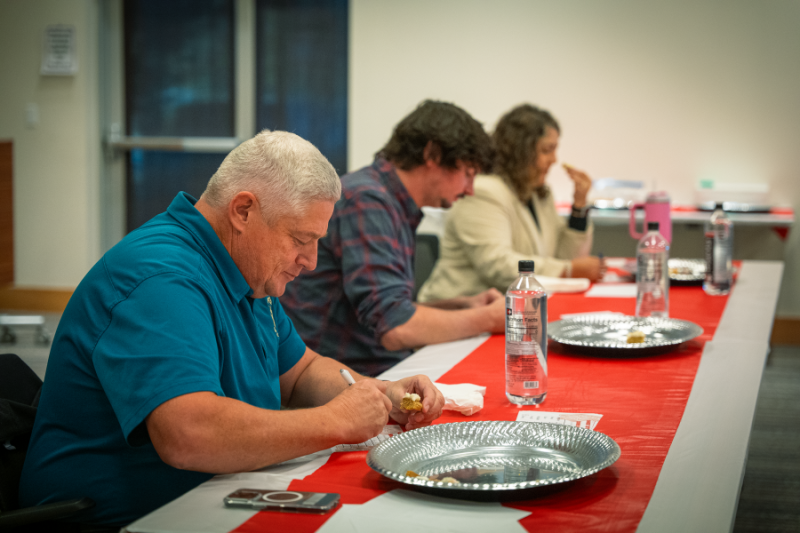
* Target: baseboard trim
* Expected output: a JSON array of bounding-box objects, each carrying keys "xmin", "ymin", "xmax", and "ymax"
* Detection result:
[
  {"xmin": 0, "ymin": 286, "xmax": 74, "ymax": 313},
  {"xmin": 771, "ymin": 317, "xmax": 800, "ymax": 346}
]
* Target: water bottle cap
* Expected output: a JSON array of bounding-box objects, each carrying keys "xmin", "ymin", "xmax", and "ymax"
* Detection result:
[
  {"xmin": 518, "ymin": 260, "xmax": 535, "ymax": 272},
  {"xmin": 647, "ymin": 221, "xmax": 659, "ymax": 231}
]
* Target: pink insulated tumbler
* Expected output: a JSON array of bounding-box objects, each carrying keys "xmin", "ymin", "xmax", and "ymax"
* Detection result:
[{"xmin": 629, "ymin": 191, "xmax": 672, "ymax": 243}]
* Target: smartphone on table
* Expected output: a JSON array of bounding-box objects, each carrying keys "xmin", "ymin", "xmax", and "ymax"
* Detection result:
[{"xmin": 224, "ymin": 488, "xmax": 340, "ymax": 514}]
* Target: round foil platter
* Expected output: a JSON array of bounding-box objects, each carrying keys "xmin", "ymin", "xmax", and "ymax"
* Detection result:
[
  {"xmin": 669, "ymin": 258, "xmax": 706, "ymax": 285},
  {"xmin": 366, "ymin": 421, "xmax": 620, "ymax": 494},
  {"xmin": 548, "ymin": 316, "xmax": 703, "ymax": 356}
]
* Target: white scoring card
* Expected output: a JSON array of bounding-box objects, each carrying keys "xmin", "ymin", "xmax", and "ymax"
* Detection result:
[{"xmin": 516, "ymin": 411, "xmax": 603, "ymax": 431}]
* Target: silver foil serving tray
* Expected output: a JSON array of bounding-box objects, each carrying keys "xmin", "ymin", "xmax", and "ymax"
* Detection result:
[
  {"xmin": 367, "ymin": 421, "xmax": 620, "ymax": 496},
  {"xmin": 548, "ymin": 316, "xmax": 703, "ymax": 356}
]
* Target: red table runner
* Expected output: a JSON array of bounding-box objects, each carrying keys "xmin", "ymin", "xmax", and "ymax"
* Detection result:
[{"xmin": 235, "ymin": 285, "xmax": 729, "ymax": 532}]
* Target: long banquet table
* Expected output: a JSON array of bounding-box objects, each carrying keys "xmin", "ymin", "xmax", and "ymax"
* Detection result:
[{"xmin": 124, "ymin": 260, "xmax": 783, "ymax": 533}]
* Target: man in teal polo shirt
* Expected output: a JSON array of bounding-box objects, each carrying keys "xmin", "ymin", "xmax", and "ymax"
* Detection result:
[{"xmin": 20, "ymin": 131, "xmax": 445, "ymax": 527}]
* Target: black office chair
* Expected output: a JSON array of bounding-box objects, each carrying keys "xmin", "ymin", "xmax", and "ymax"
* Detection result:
[
  {"xmin": 0, "ymin": 353, "xmax": 94, "ymax": 531},
  {"xmin": 414, "ymin": 233, "xmax": 440, "ymax": 301}
]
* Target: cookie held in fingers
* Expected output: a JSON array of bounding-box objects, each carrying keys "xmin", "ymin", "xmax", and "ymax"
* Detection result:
[{"xmin": 400, "ymin": 392, "xmax": 423, "ymax": 412}]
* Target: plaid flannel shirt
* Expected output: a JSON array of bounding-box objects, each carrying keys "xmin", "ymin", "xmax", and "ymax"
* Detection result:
[{"xmin": 281, "ymin": 157, "xmax": 422, "ymax": 377}]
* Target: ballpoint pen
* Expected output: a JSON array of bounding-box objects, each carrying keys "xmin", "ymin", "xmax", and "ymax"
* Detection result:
[
  {"xmin": 339, "ymin": 368, "xmax": 356, "ymax": 386},
  {"xmin": 598, "ymin": 252, "xmax": 608, "ymax": 280},
  {"xmin": 338, "ymin": 368, "xmax": 385, "ymax": 447}
]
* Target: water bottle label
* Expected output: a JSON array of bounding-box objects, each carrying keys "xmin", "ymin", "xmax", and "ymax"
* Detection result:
[
  {"xmin": 505, "ymin": 291, "xmax": 547, "ymax": 401},
  {"xmin": 506, "ymin": 341, "xmax": 537, "ymax": 355},
  {"xmin": 637, "ymin": 254, "xmax": 663, "ymax": 282},
  {"xmin": 704, "ymin": 232, "xmax": 714, "ymax": 276},
  {"xmin": 505, "ymin": 341, "xmax": 548, "ymax": 376},
  {"xmin": 506, "ymin": 348, "xmax": 547, "ymax": 398},
  {"xmin": 635, "ymin": 250, "xmax": 669, "ymax": 317},
  {"xmin": 705, "ymin": 229, "xmax": 731, "ymax": 283},
  {"xmin": 714, "ymin": 227, "xmax": 731, "ymax": 280},
  {"xmin": 506, "ymin": 301, "xmax": 543, "ymax": 332}
]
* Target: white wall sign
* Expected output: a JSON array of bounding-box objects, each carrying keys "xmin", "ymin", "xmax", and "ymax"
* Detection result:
[{"xmin": 41, "ymin": 25, "xmax": 78, "ymax": 76}]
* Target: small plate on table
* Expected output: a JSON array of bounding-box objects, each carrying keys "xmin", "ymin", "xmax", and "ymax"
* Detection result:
[
  {"xmin": 668, "ymin": 258, "xmax": 706, "ymax": 286},
  {"xmin": 366, "ymin": 421, "xmax": 620, "ymax": 501},
  {"xmin": 548, "ymin": 315, "xmax": 703, "ymax": 356}
]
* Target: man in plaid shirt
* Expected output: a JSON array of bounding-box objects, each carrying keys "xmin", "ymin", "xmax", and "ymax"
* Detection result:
[{"xmin": 281, "ymin": 101, "xmax": 505, "ymax": 377}]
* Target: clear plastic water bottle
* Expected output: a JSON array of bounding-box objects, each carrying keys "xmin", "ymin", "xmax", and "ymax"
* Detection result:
[
  {"xmin": 704, "ymin": 202, "xmax": 734, "ymax": 295},
  {"xmin": 505, "ymin": 260, "xmax": 547, "ymax": 405},
  {"xmin": 635, "ymin": 221, "xmax": 670, "ymax": 318}
]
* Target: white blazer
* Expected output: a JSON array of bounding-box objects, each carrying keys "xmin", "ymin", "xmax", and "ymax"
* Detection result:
[{"xmin": 418, "ymin": 174, "xmax": 593, "ymax": 302}]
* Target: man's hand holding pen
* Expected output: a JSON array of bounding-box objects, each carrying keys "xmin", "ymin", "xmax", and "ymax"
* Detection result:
[{"xmin": 338, "ymin": 369, "xmax": 444, "ymax": 432}]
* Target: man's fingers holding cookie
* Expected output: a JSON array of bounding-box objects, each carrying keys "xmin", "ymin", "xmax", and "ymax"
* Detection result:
[{"xmin": 400, "ymin": 392, "xmax": 423, "ymax": 412}]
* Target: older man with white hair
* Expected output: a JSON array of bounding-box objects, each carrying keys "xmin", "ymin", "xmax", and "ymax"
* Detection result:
[{"xmin": 20, "ymin": 131, "xmax": 444, "ymax": 528}]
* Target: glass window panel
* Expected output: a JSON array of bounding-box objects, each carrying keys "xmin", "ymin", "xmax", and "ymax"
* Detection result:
[
  {"xmin": 124, "ymin": 0, "xmax": 235, "ymax": 137},
  {"xmin": 256, "ymin": 0, "xmax": 348, "ymax": 174},
  {"xmin": 126, "ymin": 151, "xmax": 226, "ymax": 231}
]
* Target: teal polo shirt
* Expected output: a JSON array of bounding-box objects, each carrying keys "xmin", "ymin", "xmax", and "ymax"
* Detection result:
[{"xmin": 20, "ymin": 192, "xmax": 307, "ymax": 526}]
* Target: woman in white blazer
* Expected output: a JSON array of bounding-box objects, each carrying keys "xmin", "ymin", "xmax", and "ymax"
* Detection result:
[{"xmin": 418, "ymin": 104, "xmax": 605, "ymax": 302}]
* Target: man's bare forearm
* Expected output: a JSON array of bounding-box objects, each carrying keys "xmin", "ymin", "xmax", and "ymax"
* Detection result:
[
  {"xmin": 147, "ymin": 392, "xmax": 345, "ymax": 474},
  {"xmin": 145, "ymin": 347, "xmax": 445, "ymax": 474},
  {"xmin": 284, "ymin": 354, "xmax": 372, "ymax": 409},
  {"xmin": 418, "ymin": 296, "xmax": 471, "ymax": 310},
  {"xmin": 380, "ymin": 304, "xmax": 500, "ymax": 351},
  {"xmin": 147, "ymin": 364, "xmax": 392, "ymax": 475}
]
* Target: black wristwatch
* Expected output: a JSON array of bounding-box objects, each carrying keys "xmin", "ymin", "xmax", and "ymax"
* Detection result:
[{"xmin": 571, "ymin": 205, "xmax": 589, "ymax": 218}]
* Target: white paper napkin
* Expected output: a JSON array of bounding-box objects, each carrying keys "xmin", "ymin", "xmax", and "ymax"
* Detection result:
[
  {"xmin": 536, "ymin": 275, "xmax": 591, "ymax": 294},
  {"xmin": 585, "ymin": 283, "xmax": 638, "ymax": 298},
  {"xmin": 434, "ymin": 383, "xmax": 486, "ymax": 416}
]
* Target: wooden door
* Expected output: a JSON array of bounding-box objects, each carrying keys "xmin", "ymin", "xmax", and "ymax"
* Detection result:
[{"xmin": 0, "ymin": 140, "xmax": 13, "ymax": 285}]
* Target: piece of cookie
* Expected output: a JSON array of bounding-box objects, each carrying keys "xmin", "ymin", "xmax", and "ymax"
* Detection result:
[
  {"xmin": 626, "ymin": 330, "xmax": 646, "ymax": 344},
  {"xmin": 400, "ymin": 392, "xmax": 423, "ymax": 411}
]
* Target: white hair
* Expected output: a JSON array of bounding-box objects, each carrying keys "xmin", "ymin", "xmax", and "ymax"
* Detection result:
[{"xmin": 202, "ymin": 130, "xmax": 341, "ymax": 223}]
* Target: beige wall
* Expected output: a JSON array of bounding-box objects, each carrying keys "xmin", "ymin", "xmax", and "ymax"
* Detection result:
[
  {"xmin": 0, "ymin": 0, "xmax": 100, "ymax": 288},
  {"xmin": 1, "ymin": 0, "xmax": 799, "ymax": 315},
  {"xmin": 350, "ymin": 0, "xmax": 800, "ymax": 314}
]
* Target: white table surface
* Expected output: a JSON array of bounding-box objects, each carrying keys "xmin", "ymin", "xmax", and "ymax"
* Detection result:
[
  {"xmin": 124, "ymin": 260, "xmax": 783, "ymax": 533},
  {"xmin": 638, "ymin": 260, "xmax": 783, "ymax": 533}
]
